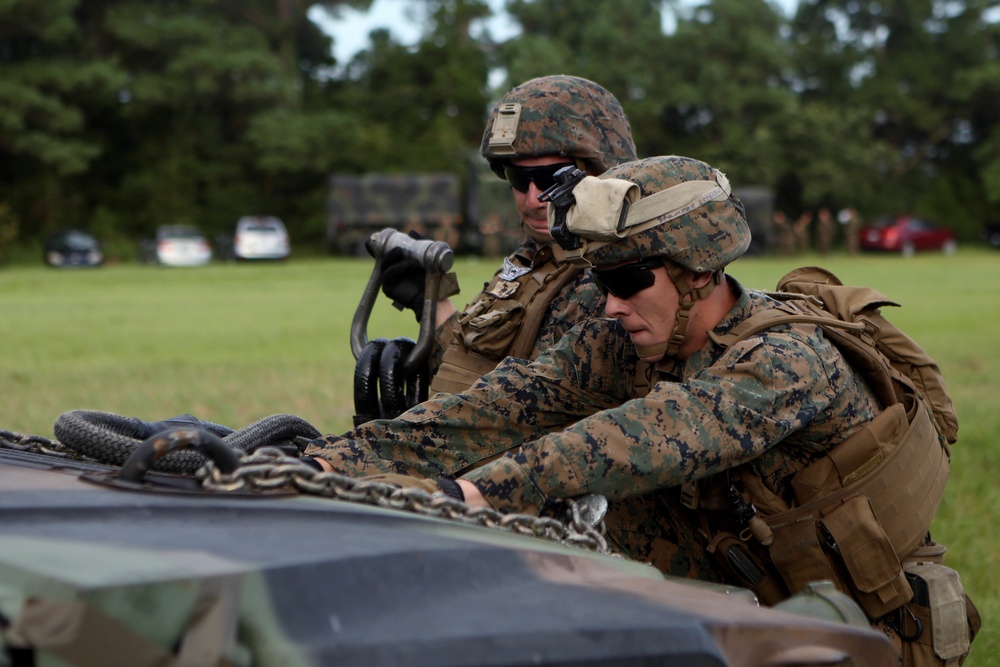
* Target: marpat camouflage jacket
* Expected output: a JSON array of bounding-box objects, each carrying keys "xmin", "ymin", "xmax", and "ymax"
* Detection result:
[{"xmin": 308, "ymin": 277, "xmax": 882, "ymax": 515}]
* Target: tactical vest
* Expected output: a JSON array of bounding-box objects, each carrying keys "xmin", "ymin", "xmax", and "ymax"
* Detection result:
[
  {"xmin": 430, "ymin": 245, "xmax": 583, "ymax": 395},
  {"xmin": 677, "ymin": 268, "xmax": 955, "ymax": 622}
]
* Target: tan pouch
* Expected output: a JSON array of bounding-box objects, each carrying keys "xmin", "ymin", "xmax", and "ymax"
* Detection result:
[
  {"xmin": 896, "ymin": 562, "xmax": 980, "ymax": 666},
  {"xmin": 459, "ymin": 299, "xmax": 526, "ymax": 359},
  {"xmin": 769, "ymin": 516, "xmax": 848, "ymax": 597},
  {"xmin": 821, "ymin": 494, "xmax": 912, "ymax": 618},
  {"xmin": 792, "ymin": 402, "xmax": 908, "ymax": 505}
]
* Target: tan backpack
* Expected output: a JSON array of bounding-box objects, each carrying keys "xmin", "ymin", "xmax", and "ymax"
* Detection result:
[
  {"xmin": 707, "ymin": 268, "xmax": 978, "ymax": 664},
  {"xmin": 714, "ymin": 265, "xmax": 958, "ymax": 445},
  {"xmin": 709, "ymin": 266, "xmax": 958, "ymax": 614}
]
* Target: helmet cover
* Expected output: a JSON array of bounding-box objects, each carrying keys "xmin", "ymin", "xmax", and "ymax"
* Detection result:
[
  {"xmin": 569, "ymin": 156, "xmax": 751, "ymax": 271},
  {"xmin": 480, "ymin": 75, "xmax": 637, "ymax": 177}
]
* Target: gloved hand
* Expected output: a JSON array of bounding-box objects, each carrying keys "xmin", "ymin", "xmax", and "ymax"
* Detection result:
[
  {"xmin": 374, "ymin": 230, "xmax": 460, "ymax": 322},
  {"xmin": 381, "ymin": 246, "xmax": 428, "ymax": 321}
]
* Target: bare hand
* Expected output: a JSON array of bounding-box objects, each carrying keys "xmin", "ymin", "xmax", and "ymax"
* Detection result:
[{"xmin": 456, "ymin": 479, "xmax": 490, "ymax": 508}]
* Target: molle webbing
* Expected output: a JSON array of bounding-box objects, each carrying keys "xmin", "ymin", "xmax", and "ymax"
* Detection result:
[
  {"xmin": 710, "ymin": 282, "xmax": 952, "ymax": 617},
  {"xmin": 756, "ymin": 393, "xmax": 948, "ymax": 616},
  {"xmin": 429, "ymin": 261, "xmax": 582, "ymax": 395},
  {"xmin": 430, "ymin": 347, "xmax": 506, "ymax": 395},
  {"xmin": 509, "ymin": 262, "xmax": 581, "ymax": 360}
]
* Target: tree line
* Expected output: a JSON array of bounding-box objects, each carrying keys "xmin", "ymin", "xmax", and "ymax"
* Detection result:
[{"xmin": 2, "ymin": 0, "xmax": 999, "ymax": 261}]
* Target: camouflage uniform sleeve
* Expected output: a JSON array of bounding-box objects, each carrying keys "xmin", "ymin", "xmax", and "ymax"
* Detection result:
[
  {"xmin": 304, "ymin": 319, "xmax": 633, "ymax": 481},
  {"xmin": 461, "ymin": 325, "xmax": 862, "ymax": 515}
]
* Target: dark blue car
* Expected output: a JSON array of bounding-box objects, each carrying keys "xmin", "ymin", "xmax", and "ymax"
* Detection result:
[{"xmin": 43, "ymin": 230, "xmax": 104, "ymax": 267}]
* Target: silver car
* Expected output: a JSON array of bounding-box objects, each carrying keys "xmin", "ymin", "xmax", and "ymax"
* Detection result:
[
  {"xmin": 140, "ymin": 225, "xmax": 213, "ymax": 267},
  {"xmin": 233, "ymin": 216, "xmax": 290, "ymax": 260}
]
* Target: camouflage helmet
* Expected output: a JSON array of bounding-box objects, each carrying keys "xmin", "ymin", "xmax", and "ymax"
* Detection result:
[
  {"xmin": 548, "ymin": 156, "xmax": 751, "ymax": 271},
  {"xmin": 480, "ymin": 75, "xmax": 637, "ymax": 178},
  {"xmin": 545, "ymin": 156, "xmax": 750, "ymax": 359}
]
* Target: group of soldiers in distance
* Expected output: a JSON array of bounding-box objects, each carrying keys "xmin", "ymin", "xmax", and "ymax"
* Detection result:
[{"xmin": 772, "ymin": 207, "xmax": 863, "ymax": 256}]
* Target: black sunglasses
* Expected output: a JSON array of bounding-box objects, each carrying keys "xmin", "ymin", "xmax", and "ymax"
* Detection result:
[
  {"xmin": 503, "ymin": 162, "xmax": 575, "ymax": 193},
  {"xmin": 592, "ymin": 258, "xmax": 665, "ymax": 299}
]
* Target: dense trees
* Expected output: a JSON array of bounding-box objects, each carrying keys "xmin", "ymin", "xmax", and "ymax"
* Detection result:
[{"xmin": 1, "ymin": 0, "xmax": 998, "ymax": 259}]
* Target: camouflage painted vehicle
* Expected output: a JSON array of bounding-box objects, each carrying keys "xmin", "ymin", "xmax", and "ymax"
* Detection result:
[
  {"xmin": 324, "ymin": 169, "xmax": 776, "ymax": 260},
  {"xmin": 0, "ymin": 434, "xmax": 898, "ymax": 667},
  {"xmin": 463, "ymin": 158, "xmax": 523, "ymax": 257},
  {"xmin": 326, "ymin": 159, "xmax": 524, "ymax": 259},
  {"xmin": 326, "ymin": 174, "xmax": 463, "ymax": 256}
]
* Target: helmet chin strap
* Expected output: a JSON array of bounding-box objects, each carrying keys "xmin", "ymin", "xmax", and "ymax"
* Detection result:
[{"xmin": 633, "ymin": 261, "xmax": 721, "ymax": 360}]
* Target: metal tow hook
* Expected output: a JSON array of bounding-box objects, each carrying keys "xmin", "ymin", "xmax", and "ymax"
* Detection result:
[{"xmin": 350, "ymin": 228, "xmax": 454, "ymax": 374}]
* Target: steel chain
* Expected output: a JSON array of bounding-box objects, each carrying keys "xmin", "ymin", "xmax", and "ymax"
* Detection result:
[
  {"xmin": 1, "ymin": 432, "xmax": 617, "ymax": 557},
  {"xmin": 0, "ymin": 430, "xmax": 72, "ymax": 458},
  {"xmin": 198, "ymin": 448, "xmax": 617, "ymax": 556}
]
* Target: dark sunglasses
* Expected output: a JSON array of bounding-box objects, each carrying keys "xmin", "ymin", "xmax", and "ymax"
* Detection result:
[
  {"xmin": 592, "ymin": 258, "xmax": 665, "ymax": 299},
  {"xmin": 503, "ymin": 162, "xmax": 575, "ymax": 193}
]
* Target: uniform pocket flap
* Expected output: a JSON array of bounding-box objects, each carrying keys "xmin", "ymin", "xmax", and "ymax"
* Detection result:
[
  {"xmin": 821, "ymin": 495, "xmax": 911, "ymax": 618},
  {"xmin": 822, "ymin": 495, "xmax": 902, "ymax": 593},
  {"xmin": 903, "ymin": 562, "xmax": 971, "ymax": 660}
]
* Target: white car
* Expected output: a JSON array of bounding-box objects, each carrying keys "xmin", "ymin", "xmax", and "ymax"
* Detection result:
[
  {"xmin": 233, "ymin": 216, "xmax": 290, "ymax": 260},
  {"xmin": 143, "ymin": 225, "xmax": 213, "ymax": 267}
]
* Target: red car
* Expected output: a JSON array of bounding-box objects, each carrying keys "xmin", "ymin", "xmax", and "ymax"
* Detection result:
[{"xmin": 859, "ymin": 214, "xmax": 957, "ymax": 256}]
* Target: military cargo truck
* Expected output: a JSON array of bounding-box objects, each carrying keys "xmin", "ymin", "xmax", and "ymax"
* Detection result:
[
  {"xmin": 325, "ymin": 171, "xmax": 778, "ymax": 258},
  {"xmin": 732, "ymin": 186, "xmax": 775, "ymax": 255},
  {"xmin": 326, "ymin": 173, "xmax": 462, "ymax": 256},
  {"xmin": 325, "ymin": 164, "xmax": 524, "ymax": 258}
]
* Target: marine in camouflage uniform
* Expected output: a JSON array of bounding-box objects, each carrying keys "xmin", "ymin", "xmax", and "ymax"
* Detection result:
[
  {"xmin": 308, "ymin": 155, "xmax": 882, "ymax": 560},
  {"xmin": 379, "ymin": 75, "xmax": 637, "ymax": 394},
  {"xmin": 307, "ymin": 156, "xmax": 977, "ymax": 664}
]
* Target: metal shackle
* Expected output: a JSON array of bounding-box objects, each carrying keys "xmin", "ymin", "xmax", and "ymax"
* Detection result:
[{"xmin": 366, "ymin": 228, "xmax": 454, "ymax": 273}]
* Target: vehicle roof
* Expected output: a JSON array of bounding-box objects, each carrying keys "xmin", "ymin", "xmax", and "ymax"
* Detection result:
[
  {"xmin": 156, "ymin": 224, "xmax": 205, "ymax": 237},
  {"xmin": 45, "ymin": 230, "xmax": 100, "ymax": 246},
  {"xmin": 237, "ymin": 216, "xmax": 285, "ymax": 229},
  {"xmin": 0, "ymin": 448, "xmax": 896, "ymax": 667}
]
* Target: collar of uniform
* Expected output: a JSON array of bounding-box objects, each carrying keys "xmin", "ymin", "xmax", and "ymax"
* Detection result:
[
  {"xmin": 708, "ymin": 275, "xmax": 753, "ymax": 339},
  {"xmin": 512, "ymin": 237, "xmax": 540, "ymax": 266},
  {"xmin": 652, "ymin": 275, "xmax": 750, "ymax": 378},
  {"xmin": 532, "ymin": 243, "xmax": 556, "ymax": 267},
  {"xmin": 512, "ymin": 238, "xmax": 560, "ymax": 269}
]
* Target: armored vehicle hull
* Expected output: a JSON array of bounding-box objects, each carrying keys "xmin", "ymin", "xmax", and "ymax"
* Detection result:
[{"xmin": 0, "ymin": 447, "xmax": 896, "ymax": 667}]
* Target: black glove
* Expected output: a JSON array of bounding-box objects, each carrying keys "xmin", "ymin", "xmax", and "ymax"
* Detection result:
[
  {"xmin": 381, "ymin": 246, "xmax": 427, "ymax": 321},
  {"xmin": 436, "ymin": 477, "xmax": 466, "ymax": 502}
]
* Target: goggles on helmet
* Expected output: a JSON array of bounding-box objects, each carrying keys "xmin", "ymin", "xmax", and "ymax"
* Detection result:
[
  {"xmin": 503, "ymin": 162, "xmax": 575, "ymax": 193},
  {"xmin": 544, "ymin": 169, "xmax": 732, "ymax": 266},
  {"xmin": 591, "ymin": 258, "xmax": 664, "ymax": 299}
]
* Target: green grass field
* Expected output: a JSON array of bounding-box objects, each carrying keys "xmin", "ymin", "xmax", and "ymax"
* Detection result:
[{"xmin": 3, "ymin": 248, "xmax": 998, "ymax": 661}]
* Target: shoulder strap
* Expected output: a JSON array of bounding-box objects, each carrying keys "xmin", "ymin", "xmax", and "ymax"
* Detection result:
[
  {"xmin": 507, "ymin": 262, "xmax": 581, "ymax": 360},
  {"xmin": 709, "ymin": 299, "xmax": 905, "ymax": 412},
  {"xmin": 777, "ymin": 266, "xmax": 958, "ymax": 444},
  {"xmin": 710, "ymin": 305, "xmax": 867, "ymax": 348}
]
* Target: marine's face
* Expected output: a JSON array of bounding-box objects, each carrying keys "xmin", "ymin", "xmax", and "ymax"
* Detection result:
[
  {"xmin": 599, "ymin": 260, "xmax": 679, "ymax": 363},
  {"xmin": 506, "ymin": 156, "xmax": 574, "ymax": 240}
]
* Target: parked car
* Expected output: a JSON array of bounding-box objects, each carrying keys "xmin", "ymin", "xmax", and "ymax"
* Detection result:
[
  {"xmin": 139, "ymin": 225, "xmax": 212, "ymax": 266},
  {"xmin": 859, "ymin": 214, "xmax": 957, "ymax": 256},
  {"xmin": 231, "ymin": 215, "xmax": 290, "ymax": 260},
  {"xmin": 983, "ymin": 220, "xmax": 1000, "ymax": 249},
  {"xmin": 43, "ymin": 230, "xmax": 104, "ymax": 268},
  {"xmin": 0, "ymin": 439, "xmax": 898, "ymax": 667}
]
